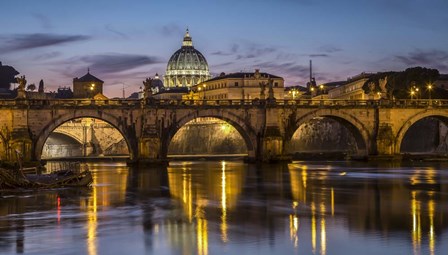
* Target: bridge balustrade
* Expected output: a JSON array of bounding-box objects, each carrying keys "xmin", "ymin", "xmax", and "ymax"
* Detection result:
[{"xmin": 3, "ymin": 98, "xmax": 448, "ymax": 109}]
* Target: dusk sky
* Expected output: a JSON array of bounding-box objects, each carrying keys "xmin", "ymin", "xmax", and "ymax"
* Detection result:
[{"xmin": 1, "ymin": 0, "xmax": 447, "ymax": 97}]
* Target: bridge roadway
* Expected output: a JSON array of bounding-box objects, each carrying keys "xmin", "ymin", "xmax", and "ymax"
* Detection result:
[{"xmin": 0, "ymin": 98, "xmax": 447, "ymax": 163}]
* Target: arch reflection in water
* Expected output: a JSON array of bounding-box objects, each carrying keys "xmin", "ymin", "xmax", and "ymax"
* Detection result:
[
  {"xmin": 167, "ymin": 161, "xmax": 245, "ymax": 254},
  {"xmin": 287, "ymin": 162, "xmax": 447, "ymax": 255},
  {"xmin": 77, "ymin": 162, "xmax": 129, "ymax": 255}
]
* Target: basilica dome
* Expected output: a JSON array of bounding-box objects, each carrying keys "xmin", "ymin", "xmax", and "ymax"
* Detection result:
[{"xmin": 164, "ymin": 29, "xmax": 211, "ymax": 87}]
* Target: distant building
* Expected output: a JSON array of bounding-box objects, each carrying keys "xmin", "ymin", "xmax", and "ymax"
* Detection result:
[
  {"xmin": 435, "ymin": 74, "xmax": 448, "ymax": 90},
  {"xmin": 164, "ymin": 29, "xmax": 211, "ymax": 88},
  {"xmin": 73, "ymin": 70, "xmax": 104, "ymax": 98},
  {"xmin": 56, "ymin": 87, "xmax": 74, "ymax": 99},
  {"xmin": 327, "ymin": 73, "xmax": 373, "ymax": 100},
  {"xmin": 152, "ymin": 87, "xmax": 189, "ymax": 100},
  {"xmin": 190, "ymin": 69, "xmax": 284, "ymax": 100}
]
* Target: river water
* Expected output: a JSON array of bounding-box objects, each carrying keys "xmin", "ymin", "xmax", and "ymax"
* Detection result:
[{"xmin": 1, "ymin": 160, "xmax": 447, "ymax": 255}]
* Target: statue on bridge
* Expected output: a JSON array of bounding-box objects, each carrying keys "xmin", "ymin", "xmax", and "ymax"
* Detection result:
[
  {"xmin": 378, "ymin": 76, "xmax": 388, "ymax": 99},
  {"xmin": 16, "ymin": 75, "xmax": 27, "ymax": 99},
  {"xmin": 142, "ymin": 77, "xmax": 153, "ymax": 99},
  {"xmin": 267, "ymin": 77, "xmax": 275, "ymax": 101},
  {"xmin": 259, "ymin": 81, "xmax": 266, "ymax": 100}
]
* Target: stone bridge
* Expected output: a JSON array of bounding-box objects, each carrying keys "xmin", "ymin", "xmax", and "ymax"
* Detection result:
[{"xmin": 0, "ymin": 98, "xmax": 447, "ymax": 163}]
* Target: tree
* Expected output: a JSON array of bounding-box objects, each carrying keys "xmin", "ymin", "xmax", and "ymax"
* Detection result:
[
  {"xmin": 362, "ymin": 67, "xmax": 441, "ymax": 99},
  {"xmin": 27, "ymin": 84, "xmax": 36, "ymax": 91}
]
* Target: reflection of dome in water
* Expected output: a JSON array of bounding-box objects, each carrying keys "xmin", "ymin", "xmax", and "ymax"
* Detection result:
[{"xmin": 164, "ymin": 29, "xmax": 211, "ymax": 87}]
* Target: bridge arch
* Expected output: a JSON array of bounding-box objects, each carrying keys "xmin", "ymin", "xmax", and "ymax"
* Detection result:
[
  {"xmin": 162, "ymin": 110, "xmax": 257, "ymax": 160},
  {"xmin": 51, "ymin": 130, "xmax": 84, "ymax": 144},
  {"xmin": 285, "ymin": 109, "xmax": 370, "ymax": 156},
  {"xmin": 395, "ymin": 110, "xmax": 448, "ymax": 153},
  {"xmin": 34, "ymin": 112, "xmax": 136, "ymax": 161}
]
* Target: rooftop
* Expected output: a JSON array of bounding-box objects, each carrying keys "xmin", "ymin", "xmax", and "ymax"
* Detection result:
[
  {"xmin": 206, "ymin": 71, "xmax": 282, "ymax": 82},
  {"xmin": 74, "ymin": 71, "xmax": 104, "ymax": 83}
]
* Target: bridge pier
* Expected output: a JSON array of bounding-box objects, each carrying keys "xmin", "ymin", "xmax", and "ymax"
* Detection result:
[
  {"xmin": 375, "ymin": 124, "xmax": 395, "ymax": 155},
  {"xmin": 258, "ymin": 107, "xmax": 288, "ymax": 162},
  {"xmin": 137, "ymin": 136, "xmax": 163, "ymax": 163},
  {"xmin": 10, "ymin": 128, "xmax": 33, "ymax": 162}
]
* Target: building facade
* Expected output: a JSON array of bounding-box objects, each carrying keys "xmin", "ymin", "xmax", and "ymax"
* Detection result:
[
  {"xmin": 327, "ymin": 73, "xmax": 373, "ymax": 100},
  {"xmin": 164, "ymin": 29, "xmax": 211, "ymax": 88},
  {"xmin": 73, "ymin": 70, "xmax": 104, "ymax": 98},
  {"xmin": 189, "ymin": 69, "xmax": 284, "ymax": 100}
]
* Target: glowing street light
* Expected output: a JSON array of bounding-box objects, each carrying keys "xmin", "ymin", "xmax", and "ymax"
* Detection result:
[
  {"xmin": 319, "ymin": 84, "xmax": 324, "ymax": 99},
  {"xmin": 203, "ymin": 84, "xmax": 207, "ymax": 99},
  {"xmin": 427, "ymin": 83, "xmax": 433, "ymax": 100}
]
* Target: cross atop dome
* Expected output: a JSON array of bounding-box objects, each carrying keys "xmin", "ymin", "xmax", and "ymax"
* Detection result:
[{"xmin": 182, "ymin": 28, "xmax": 193, "ymax": 47}]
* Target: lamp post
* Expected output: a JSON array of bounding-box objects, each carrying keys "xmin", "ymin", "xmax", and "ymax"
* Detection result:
[
  {"xmin": 90, "ymin": 83, "xmax": 95, "ymax": 98},
  {"xmin": 427, "ymin": 84, "xmax": 433, "ymax": 100},
  {"xmin": 203, "ymin": 84, "xmax": 206, "ymax": 99},
  {"xmin": 410, "ymin": 90, "xmax": 415, "ymax": 100},
  {"xmin": 197, "ymin": 87, "xmax": 201, "ymax": 100},
  {"xmin": 319, "ymin": 84, "xmax": 324, "ymax": 99}
]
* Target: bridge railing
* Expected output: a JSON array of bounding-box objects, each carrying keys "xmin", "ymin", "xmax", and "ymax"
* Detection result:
[{"xmin": 2, "ymin": 98, "xmax": 448, "ymax": 108}]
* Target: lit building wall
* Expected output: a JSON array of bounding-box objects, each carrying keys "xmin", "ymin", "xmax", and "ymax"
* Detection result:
[
  {"xmin": 73, "ymin": 71, "xmax": 104, "ymax": 98},
  {"xmin": 190, "ymin": 70, "xmax": 284, "ymax": 100}
]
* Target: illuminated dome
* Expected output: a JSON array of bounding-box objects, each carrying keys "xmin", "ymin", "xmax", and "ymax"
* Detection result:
[{"xmin": 164, "ymin": 29, "xmax": 211, "ymax": 87}]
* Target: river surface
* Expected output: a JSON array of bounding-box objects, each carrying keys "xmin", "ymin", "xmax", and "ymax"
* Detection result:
[{"xmin": 1, "ymin": 160, "xmax": 448, "ymax": 255}]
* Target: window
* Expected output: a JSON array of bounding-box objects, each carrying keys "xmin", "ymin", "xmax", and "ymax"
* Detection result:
[
  {"xmin": 274, "ymin": 82, "xmax": 278, "ymax": 87},
  {"xmin": 235, "ymin": 82, "xmax": 239, "ymax": 87}
]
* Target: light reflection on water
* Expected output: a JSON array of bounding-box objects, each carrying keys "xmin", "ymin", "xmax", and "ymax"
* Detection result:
[{"xmin": 0, "ymin": 160, "xmax": 447, "ymax": 254}]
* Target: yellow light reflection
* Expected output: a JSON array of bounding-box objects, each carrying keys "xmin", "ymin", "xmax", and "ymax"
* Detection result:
[
  {"xmin": 311, "ymin": 202, "xmax": 316, "ymax": 254},
  {"xmin": 221, "ymin": 161, "xmax": 228, "ymax": 243},
  {"xmin": 87, "ymin": 176, "xmax": 98, "ymax": 255},
  {"xmin": 320, "ymin": 203, "xmax": 326, "ymax": 255},
  {"xmin": 411, "ymin": 191, "xmax": 421, "ymax": 255},
  {"xmin": 428, "ymin": 199, "xmax": 435, "ymax": 255},
  {"xmin": 289, "ymin": 214, "xmax": 299, "ymax": 248},
  {"xmin": 181, "ymin": 167, "xmax": 193, "ymax": 222},
  {"xmin": 331, "ymin": 188, "xmax": 334, "ymax": 216},
  {"xmin": 196, "ymin": 206, "xmax": 208, "ymax": 255},
  {"xmin": 302, "ymin": 167, "xmax": 307, "ymax": 190}
]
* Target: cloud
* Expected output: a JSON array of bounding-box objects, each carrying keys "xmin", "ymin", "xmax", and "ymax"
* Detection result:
[
  {"xmin": 235, "ymin": 43, "xmax": 276, "ymax": 60},
  {"xmin": 257, "ymin": 61, "xmax": 310, "ymax": 78},
  {"xmin": 211, "ymin": 51, "xmax": 233, "ymax": 56},
  {"xmin": 33, "ymin": 51, "xmax": 62, "ymax": 61},
  {"xmin": 105, "ymin": 24, "xmax": 128, "ymax": 39},
  {"xmin": 78, "ymin": 53, "xmax": 162, "ymax": 74},
  {"xmin": 318, "ymin": 45, "xmax": 343, "ymax": 53},
  {"xmin": 308, "ymin": 54, "xmax": 329, "ymax": 58},
  {"xmin": 0, "ymin": 33, "xmax": 90, "ymax": 53},
  {"xmin": 394, "ymin": 49, "xmax": 448, "ymax": 71},
  {"xmin": 31, "ymin": 13, "xmax": 52, "ymax": 29},
  {"xmin": 158, "ymin": 24, "xmax": 183, "ymax": 37}
]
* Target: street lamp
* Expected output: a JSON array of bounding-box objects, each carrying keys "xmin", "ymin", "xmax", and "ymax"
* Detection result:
[
  {"xmin": 410, "ymin": 90, "xmax": 415, "ymax": 100},
  {"xmin": 203, "ymin": 84, "xmax": 206, "ymax": 99},
  {"xmin": 427, "ymin": 84, "xmax": 433, "ymax": 100},
  {"xmin": 319, "ymin": 84, "xmax": 324, "ymax": 99}
]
